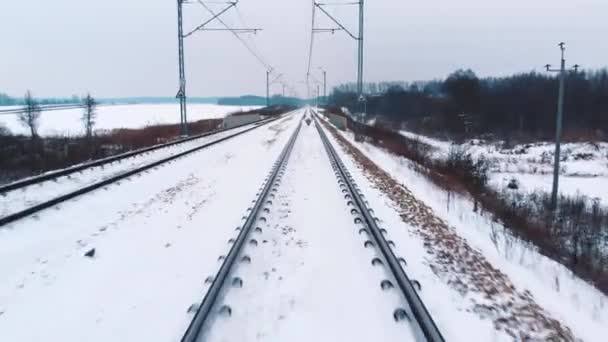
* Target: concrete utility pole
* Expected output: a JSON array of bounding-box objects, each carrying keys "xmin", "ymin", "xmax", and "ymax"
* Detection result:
[
  {"xmin": 266, "ymin": 70, "xmax": 270, "ymax": 107},
  {"xmin": 545, "ymin": 42, "xmax": 578, "ymax": 210},
  {"xmin": 266, "ymin": 71, "xmax": 282, "ymax": 107},
  {"xmin": 319, "ymin": 67, "xmax": 327, "ymax": 105},
  {"xmin": 176, "ymin": 0, "xmax": 188, "ymax": 136},
  {"xmin": 357, "ymin": 0, "xmax": 364, "ymax": 114},
  {"xmin": 317, "ymin": 84, "xmax": 321, "ymax": 106}
]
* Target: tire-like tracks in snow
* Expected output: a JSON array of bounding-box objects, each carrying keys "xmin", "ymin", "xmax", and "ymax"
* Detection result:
[
  {"xmin": 181, "ymin": 110, "xmax": 444, "ymax": 342},
  {"xmin": 0, "ymin": 114, "xmax": 289, "ymax": 227}
]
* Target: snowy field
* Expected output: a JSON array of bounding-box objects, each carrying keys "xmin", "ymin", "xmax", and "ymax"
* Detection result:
[
  {"xmin": 0, "ymin": 103, "xmax": 259, "ymax": 137},
  {"xmin": 401, "ymin": 130, "xmax": 608, "ymax": 205}
]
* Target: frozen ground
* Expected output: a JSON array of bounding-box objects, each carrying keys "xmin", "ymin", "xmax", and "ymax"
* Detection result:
[
  {"xmin": 0, "ymin": 103, "xmax": 259, "ymax": 136},
  {"xmin": 201, "ymin": 117, "xmax": 414, "ymax": 342},
  {"xmin": 331, "ymin": 122, "xmax": 606, "ymax": 341},
  {"xmin": 401, "ymin": 130, "xmax": 608, "ymax": 205},
  {"xmin": 2, "ymin": 106, "xmax": 604, "ymax": 341},
  {"xmin": 0, "ymin": 111, "xmax": 299, "ymax": 342}
]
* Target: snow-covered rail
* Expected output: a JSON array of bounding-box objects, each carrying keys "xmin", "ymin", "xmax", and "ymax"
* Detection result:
[
  {"xmin": 313, "ymin": 112, "xmax": 445, "ymax": 342},
  {"xmin": 181, "ymin": 109, "xmax": 443, "ymax": 342},
  {"xmin": 0, "ymin": 117, "xmax": 277, "ymax": 194},
  {"xmin": 181, "ymin": 117, "xmax": 303, "ymax": 342},
  {"xmin": 0, "ymin": 115, "xmax": 286, "ymax": 227}
]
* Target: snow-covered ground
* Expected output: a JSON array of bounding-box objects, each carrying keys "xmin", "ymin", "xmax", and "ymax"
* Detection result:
[
  {"xmin": 0, "ymin": 103, "xmax": 259, "ymax": 136},
  {"xmin": 201, "ymin": 117, "xmax": 414, "ymax": 342},
  {"xmin": 0, "ymin": 121, "xmax": 263, "ymax": 219},
  {"xmin": 2, "ymin": 106, "xmax": 604, "ymax": 341},
  {"xmin": 401, "ymin": 130, "xmax": 608, "ymax": 205},
  {"xmin": 331, "ymin": 123, "xmax": 607, "ymax": 341},
  {"xmin": 0, "ymin": 112, "xmax": 299, "ymax": 341}
]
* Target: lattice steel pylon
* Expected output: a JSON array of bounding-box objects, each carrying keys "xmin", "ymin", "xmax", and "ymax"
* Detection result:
[
  {"xmin": 310, "ymin": 1, "xmax": 364, "ymax": 113},
  {"xmin": 175, "ymin": 0, "xmax": 261, "ymax": 136}
]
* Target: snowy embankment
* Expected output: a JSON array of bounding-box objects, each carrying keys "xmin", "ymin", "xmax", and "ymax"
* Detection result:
[
  {"xmin": 0, "ymin": 103, "xmax": 260, "ymax": 136},
  {"xmin": 401, "ymin": 130, "xmax": 608, "ymax": 205},
  {"xmin": 0, "ymin": 112, "xmax": 300, "ymax": 341},
  {"xmin": 324, "ymin": 119, "xmax": 606, "ymax": 341}
]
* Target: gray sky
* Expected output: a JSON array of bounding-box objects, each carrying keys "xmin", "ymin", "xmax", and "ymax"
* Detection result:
[{"xmin": 1, "ymin": 0, "xmax": 607, "ymax": 98}]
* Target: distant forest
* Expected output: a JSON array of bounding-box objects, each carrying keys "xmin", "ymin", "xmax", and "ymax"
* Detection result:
[
  {"xmin": 0, "ymin": 92, "xmax": 81, "ymax": 106},
  {"xmin": 329, "ymin": 69, "xmax": 608, "ymax": 141},
  {"xmin": 1, "ymin": 93, "xmax": 305, "ymax": 107},
  {"xmin": 217, "ymin": 95, "xmax": 305, "ymax": 107}
]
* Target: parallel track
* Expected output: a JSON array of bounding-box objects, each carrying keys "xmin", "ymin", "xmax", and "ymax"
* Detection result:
[
  {"xmin": 180, "ymin": 117, "xmax": 303, "ymax": 342},
  {"xmin": 0, "ymin": 116, "xmax": 279, "ymax": 194},
  {"xmin": 0, "ymin": 114, "xmax": 291, "ymax": 227}
]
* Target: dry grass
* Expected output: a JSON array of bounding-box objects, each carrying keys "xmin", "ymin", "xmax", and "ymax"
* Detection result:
[{"xmin": 322, "ymin": 119, "xmax": 578, "ymax": 341}]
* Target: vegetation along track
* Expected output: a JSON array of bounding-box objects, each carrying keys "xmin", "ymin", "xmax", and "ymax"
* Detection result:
[
  {"xmin": 0, "ymin": 113, "xmax": 292, "ymax": 227},
  {"xmin": 181, "ymin": 109, "xmax": 443, "ymax": 342},
  {"xmin": 0, "ymin": 116, "xmax": 280, "ymax": 194},
  {"xmin": 313, "ymin": 112, "xmax": 445, "ymax": 342}
]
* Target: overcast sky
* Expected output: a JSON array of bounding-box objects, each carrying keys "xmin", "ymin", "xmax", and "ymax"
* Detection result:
[{"xmin": 1, "ymin": 0, "xmax": 606, "ymax": 98}]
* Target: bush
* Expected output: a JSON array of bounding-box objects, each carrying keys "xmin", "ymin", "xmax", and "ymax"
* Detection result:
[{"xmin": 444, "ymin": 146, "xmax": 489, "ymax": 190}]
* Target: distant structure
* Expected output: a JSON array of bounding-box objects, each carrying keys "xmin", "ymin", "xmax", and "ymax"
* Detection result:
[{"xmin": 222, "ymin": 111, "xmax": 263, "ymax": 129}]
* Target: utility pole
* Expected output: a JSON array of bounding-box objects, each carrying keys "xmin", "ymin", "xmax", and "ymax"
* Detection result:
[
  {"xmin": 266, "ymin": 71, "xmax": 282, "ymax": 107},
  {"xmin": 545, "ymin": 42, "xmax": 578, "ymax": 210},
  {"xmin": 317, "ymin": 84, "xmax": 320, "ymax": 106},
  {"xmin": 357, "ymin": 0, "xmax": 364, "ymax": 114},
  {"xmin": 313, "ymin": 1, "xmax": 364, "ymax": 113},
  {"xmin": 319, "ymin": 67, "xmax": 327, "ymax": 105},
  {"xmin": 175, "ymin": 0, "xmax": 262, "ymax": 135},
  {"xmin": 266, "ymin": 70, "xmax": 270, "ymax": 107},
  {"xmin": 176, "ymin": 0, "xmax": 188, "ymax": 136}
]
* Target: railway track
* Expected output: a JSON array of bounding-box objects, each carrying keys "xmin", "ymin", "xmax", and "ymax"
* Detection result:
[
  {"xmin": 0, "ymin": 113, "xmax": 293, "ymax": 227},
  {"xmin": 0, "ymin": 116, "xmax": 277, "ymax": 194},
  {"xmin": 181, "ymin": 109, "xmax": 443, "ymax": 341}
]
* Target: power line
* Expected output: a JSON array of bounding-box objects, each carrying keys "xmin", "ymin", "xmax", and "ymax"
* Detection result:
[{"xmin": 195, "ymin": 0, "xmax": 271, "ymax": 70}]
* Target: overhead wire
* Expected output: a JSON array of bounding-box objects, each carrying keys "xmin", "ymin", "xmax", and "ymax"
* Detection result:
[{"xmin": 196, "ymin": 0, "xmax": 272, "ymax": 71}]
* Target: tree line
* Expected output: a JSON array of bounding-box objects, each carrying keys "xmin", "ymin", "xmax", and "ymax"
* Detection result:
[
  {"xmin": 2, "ymin": 91, "xmax": 97, "ymax": 145},
  {"xmin": 0, "ymin": 92, "xmax": 82, "ymax": 106},
  {"xmin": 329, "ymin": 69, "xmax": 608, "ymax": 140}
]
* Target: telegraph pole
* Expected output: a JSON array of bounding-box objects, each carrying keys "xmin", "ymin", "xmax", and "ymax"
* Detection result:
[
  {"xmin": 266, "ymin": 70, "xmax": 270, "ymax": 107},
  {"xmin": 317, "ymin": 84, "xmax": 321, "ymax": 106},
  {"xmin": 176, "ymin": 0, "xmax": 188, "ymax": 136},
  {"xmin": 545, "ymin": 42, "xmax": 578, "ymax": 210},
  {"xmin": 357, "ymin": 0, "xmax": 364, "ymax": 113},
  {"xmin": 319, "ymin": 67, "xmax": 327, "ymax": 105}
]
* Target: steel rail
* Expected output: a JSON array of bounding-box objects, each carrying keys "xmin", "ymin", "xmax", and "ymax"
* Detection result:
[
  {"xmin": 0, "ymin": 114, "xmax": 286, "ymax": 194},
  {"xmin": 313, "ymin": 111, "xmax": 445, "ymax": 342},
  {"xmin": 0, "ymin": 114, "xmax": 292, "ymax": 227},
  {"xmin": 181, "ymin": 118, "xmax": 303, "ymax": 342}
]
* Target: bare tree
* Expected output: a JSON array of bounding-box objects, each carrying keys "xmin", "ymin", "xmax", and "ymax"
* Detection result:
[
  {"xmin": 19, "ymin": 90, "xmax": 41, "ymax": 139},
  {"xmin": 82, "ymin": 93, "xmax": 97, "ymax": 141},
  {"xmin": 0, "ymin": 123, "xmax": 10, "ymax": 136}
]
